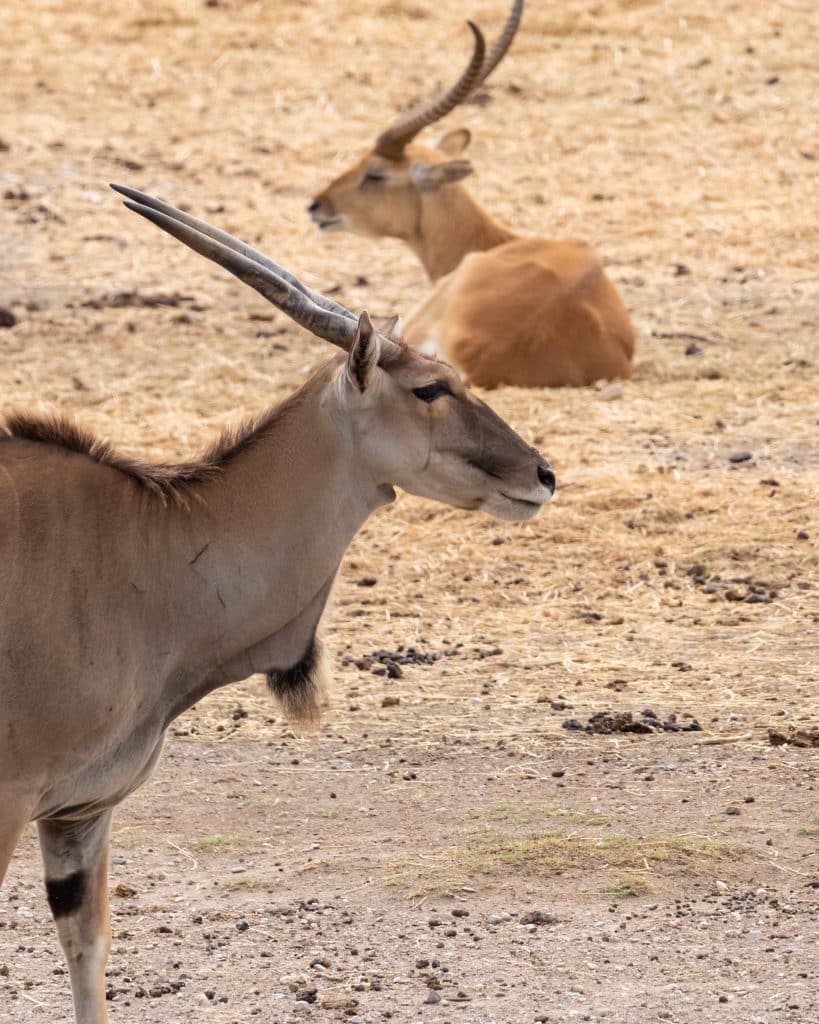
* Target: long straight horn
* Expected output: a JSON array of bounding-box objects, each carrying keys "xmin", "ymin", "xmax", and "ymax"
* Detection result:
[
  {"xmin": 110, "ymin": 183, "xmax": 357, "ymax": 326},
  {"xmin": 374, "ymin": 22, "xmax": 486, "ymax": 160},
  {"xmin": 115, "ymin": 187, "xmax": 360, "ymax": 351}
]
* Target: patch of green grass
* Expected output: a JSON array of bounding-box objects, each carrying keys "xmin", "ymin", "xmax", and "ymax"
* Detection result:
[
  {"xmin": 223, "ymin": 877, "xmax": 269, "ymax": 892},
  {"xmin": 388, "ymin": 830, "xmax": 733, "ymax": 896},
  {"xmin": 467, "ymin": 802, "xmax": 611, "ymax": 827},
  {"xmin": 543, "ymin": 804, "xmax": 611, "ymax": 826},
  {"xmin": 603, "ymin": 876, "xmax": 653, "ymax": 899},
  {"xmin": 796, "ymin": 815, "xmax": 819, "ymax": 838},
  {"xmin": 468, "ymin": 801, "xmax": 534, "ymax": 825},
  {"xmin": 194, "ymin": 833, "xmax": 247, "ymax": 853}
]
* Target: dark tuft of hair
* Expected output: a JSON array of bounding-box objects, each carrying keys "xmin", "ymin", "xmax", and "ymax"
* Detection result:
[{"xmin": 266, "ymin": 637, "xmax": 326, "ymax": 726}]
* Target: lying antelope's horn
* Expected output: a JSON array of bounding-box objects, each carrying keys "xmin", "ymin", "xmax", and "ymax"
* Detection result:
[
  {"xmin": 374, "ymin": 22, "xmax": 486, "ymax": 160},
  {"xmin": 374, "ymin": 0, "xmax": 523, "ymax": 160},
  {"xmin": 112, "ymin": 185, "xmax": 403, "ymax": 358},
  {"xmin": 479, "ymin": 0, "xmax": 523, "ymax": 86}
]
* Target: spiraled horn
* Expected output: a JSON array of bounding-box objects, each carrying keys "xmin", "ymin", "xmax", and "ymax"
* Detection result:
[
  {"xmin": 478, "ymin": 0, "xmax": 523, "ymax": 86},
  {"xmin": 373, "ymin": 0, "xmax": 524, "ymax": 160},
  {"xmin": 374, "ymin": 22, "xmax": 486, "ymax": 160}
]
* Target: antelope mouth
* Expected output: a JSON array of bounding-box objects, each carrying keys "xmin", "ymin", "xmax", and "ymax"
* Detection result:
[
  {"xmin": 314, "ymin": 214, "xmax": 345, "ymax": 231},
  {"xmin": 492, "ymin": 490, "xmax": 548, "ymax": 522},
  {"xmin": 500, "ymin": 492, "xmax": 543, "ymax": 512}
]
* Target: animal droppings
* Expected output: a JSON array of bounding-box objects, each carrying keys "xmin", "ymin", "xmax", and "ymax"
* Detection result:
[
  {"xmin": 563, "ymin": 710, "xmax": 703, "ymax": 735},
  {"xmin": 768, "ymin": 726, "xmax": 819, "ymax": 748}
]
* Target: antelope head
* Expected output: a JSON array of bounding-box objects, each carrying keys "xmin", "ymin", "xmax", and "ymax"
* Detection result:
[
  {"xmin": 111, "ymin": 182, "xmax": 554, "ymax": 521},
  {"xmin": 308, "ymin": 0, "xmax": 522, "ymax": 241}
]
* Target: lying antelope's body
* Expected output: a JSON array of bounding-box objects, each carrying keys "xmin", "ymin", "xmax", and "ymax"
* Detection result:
[
  {"xmin": 0, "ymin": 185, "xmax": 554, "ymax": 1024},
  {"xmin": 310, "ymin": 0, "xmax": 635, "ymax": 388}
]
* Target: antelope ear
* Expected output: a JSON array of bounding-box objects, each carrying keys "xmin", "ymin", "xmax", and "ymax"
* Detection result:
[
  {"xmin": 346, "ymin": 310, "xmax": 381, "ymax": 391},
  {"xmin": 436, "ymin": 128, "xmax": 471, "ymax": 156},
  {"xmin": 410, "ymin": 159, "xmax": 473, "ymax": 191},
  {"xmin": 374, "ymin": 314, "xmax": 403, "ymax": 342}
]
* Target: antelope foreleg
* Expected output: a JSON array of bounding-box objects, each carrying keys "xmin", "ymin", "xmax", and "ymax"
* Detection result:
[
  {"xmin": 38, "ymin": 811, "xmax": 113, "ymax": 1024},
  {"xmin": 0, "ymin": 800, "xmax": 32, "ymax": 888}
]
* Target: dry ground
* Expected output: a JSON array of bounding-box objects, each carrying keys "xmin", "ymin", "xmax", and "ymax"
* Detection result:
[{"xmin": 1, "ymin": 1, "xmax": 818, "ymax": 1022}]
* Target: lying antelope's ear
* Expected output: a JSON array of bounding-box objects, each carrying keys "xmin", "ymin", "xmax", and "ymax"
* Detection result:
[
  {"xmin": 436, "ymin": 128, "xmax": 471, "ymax": 156},
  {"xmin": 346, "ymin": 310, "xmax": 381, "ymax": 391},
  {"xmin": 374, "ymin": 314, "xmax": 403, "ymax": 342},
  {"xmin": 410, "ymin": 159, "xmax": 474, "ymax": 191}
]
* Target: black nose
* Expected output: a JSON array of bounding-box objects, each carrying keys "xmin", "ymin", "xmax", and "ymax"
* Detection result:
[
  {"xmin": 307, "ymin": 199, "xmax": 321, "ymax": 214},
  {"xmin": 537, "ymin": 464, "xmax": 556, "ymax": 494}
]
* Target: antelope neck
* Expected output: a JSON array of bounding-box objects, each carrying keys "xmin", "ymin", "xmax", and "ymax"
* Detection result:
[
  {"xmin": 413, "ymin": 185, "xmax": 516, "ymax": 280},
  {"xmin": 155, "ymin": 368, "xmax": 390, "ymax": 711}
]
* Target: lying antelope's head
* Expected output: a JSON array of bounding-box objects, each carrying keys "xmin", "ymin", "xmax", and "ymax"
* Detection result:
[
  {"xmin": 112, "ymin": 180, "xmax": 554, "ymax": 522},
  {"xmin": 309, "ymin": 1, "xmax": 522, "ymax": 240}
]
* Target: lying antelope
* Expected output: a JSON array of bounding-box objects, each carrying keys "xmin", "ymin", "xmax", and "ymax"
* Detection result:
[
  {"xmin": 0, "ymin": 184, "xmax": 554, "ymax": 1024},
  {"xmin": 309, "ymin": 0, "xmax": 635, "ymax": 389}
]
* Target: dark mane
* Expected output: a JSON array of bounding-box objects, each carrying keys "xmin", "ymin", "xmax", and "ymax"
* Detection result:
[{"xmin": 1, "ymin": 391, "xmax": 307, "ymax": 505}]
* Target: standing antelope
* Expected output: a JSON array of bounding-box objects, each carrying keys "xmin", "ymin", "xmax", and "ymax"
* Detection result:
[
  {"xmin": 309, "ymin": 0, "xmax": 635, "ymax": 389},
  {"xmin": 0, "ymin": 184, "xmax": 554, "ymax": 1024}
]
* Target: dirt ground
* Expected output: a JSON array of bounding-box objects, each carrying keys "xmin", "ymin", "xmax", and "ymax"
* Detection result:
[{"xmin": 1, "ymin": 1, "xmax": 818, "ymax": 1022}]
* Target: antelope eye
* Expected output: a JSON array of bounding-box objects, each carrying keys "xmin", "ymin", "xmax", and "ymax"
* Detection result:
[
  {"xmin": 361, "ymin": 169, "xmax": 386, "ymax": 185},
  {"xmin": 412, "ymin": 382, "xmax": 451, "ymax": 403}
]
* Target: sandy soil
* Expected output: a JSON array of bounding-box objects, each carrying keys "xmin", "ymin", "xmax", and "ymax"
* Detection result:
[{"xmin": 1, "ymin": 1, "xmax": 817, "ymax": 1022}]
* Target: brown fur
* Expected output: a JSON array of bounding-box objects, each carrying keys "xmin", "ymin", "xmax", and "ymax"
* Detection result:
[
  {"xmin": 1, "ymin": 388, "xmax": 311, "ymax": 506},
  {"xmin": 311, "ymin": 141, "xmax": 636, "ymax": 388}
]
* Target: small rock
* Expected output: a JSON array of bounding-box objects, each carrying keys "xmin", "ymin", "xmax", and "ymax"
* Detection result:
[
  {"xmin": 728, "ymin": 451, "xmax": 753, "ymax": 464},
  {"xmin": 520, "ymin": 910, "xmax": 557, "ymax": 927},
  {"xmin": 424, "ymin": 990, "xmax": 441, "ymax": 1005},
  {"xmin": 596, "ymin": 382, "xmax": 623, "ymax": 401},
  {"xmin": 0, "ymin": 308, "xmax": 17, "ymax": 329},
  {"xmin": 381, "ymin": 695, "xmax": 400, "ymax": 707}
]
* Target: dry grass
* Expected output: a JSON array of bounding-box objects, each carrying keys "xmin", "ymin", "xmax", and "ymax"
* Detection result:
[
  {"xmin": 389, "ymin": 829, "xmax": 732, "ymax": 895},
  {"xmin": 796, "ymin": 815, "xmax": 819, "ymax": 839},
  {"xmin": 1, "ymin": 0, "xmax": 817, "ymax": 748},
  {"xmin": 193, "ymin": 832, "xmax": 248, "ymax": 853},
  {"xmin": 603, "ymin": 876, "xmax": 654, "ymax": 899}
]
